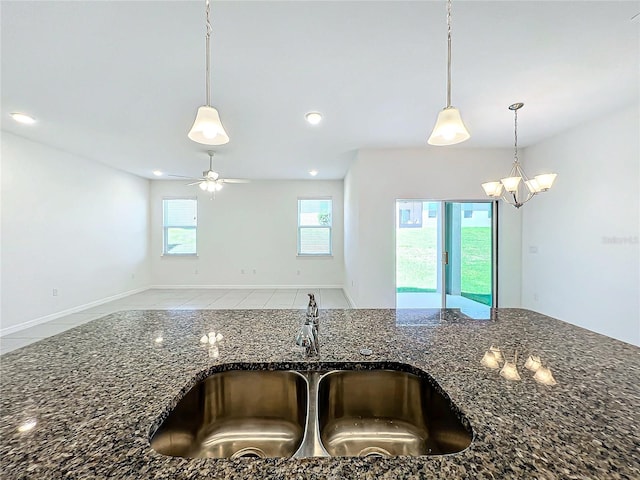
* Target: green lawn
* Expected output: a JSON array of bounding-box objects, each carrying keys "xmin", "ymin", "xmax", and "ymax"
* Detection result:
[
  {"xmin": 460, "ymin": 227, "xmax": 492, "ymax": 295},
  {"xmin": 396, "ymin": 226, "xmax": 492, "ymax": 303},
  {"xmin": 396, "ymin": 227, "xmax": 438, "ymax": 291},
  {"xmin": 166, "ymin": 227, "xmax": 197, "ymax": 254}
]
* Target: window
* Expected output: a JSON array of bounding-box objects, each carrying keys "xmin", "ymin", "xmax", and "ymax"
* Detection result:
[
  {"xmin": 397, "ymin": 201, "xmax": 423, "ymax": 228},
  {"xmin": 162, "ymin": 198, "xmax": 197, "ymax": 255},
  {"xmin": 298, "ymin": 198, "xmax": 332, "ymax": 255}
]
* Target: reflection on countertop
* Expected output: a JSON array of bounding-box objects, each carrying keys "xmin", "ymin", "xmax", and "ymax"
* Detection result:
[{"xmin": 1, "ymin": 308, "xmax": 639, "ymax": 479}]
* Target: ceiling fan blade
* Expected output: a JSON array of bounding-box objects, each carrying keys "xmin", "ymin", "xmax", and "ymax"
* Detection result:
[
  {"xmin": 167, "ymin": 174, "xmax": 200, "ymax": 180},
  {"xmin": 220, "ymin": 178, "xmax": 250, "ymax": 184},
  {"xmin": 186, "ymin": 181, "xmax": 203, "ymax": 186}
]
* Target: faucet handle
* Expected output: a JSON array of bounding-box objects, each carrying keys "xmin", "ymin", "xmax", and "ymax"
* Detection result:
[{"xmin": 296, "ymin": 323, "xmax": 319, "ymax": 356}]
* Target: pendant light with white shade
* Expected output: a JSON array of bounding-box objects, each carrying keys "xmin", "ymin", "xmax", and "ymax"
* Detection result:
[
  {"xmin": 481, "ymin": 103, "xmax": 557, "ymax": 208},
  {"xmin": 188, "ymin": 0, "xmax": 229, "ymax": 146},
  {"xmin": 428, "ymin": 0, "xmax": 471, "ymax": 146}
]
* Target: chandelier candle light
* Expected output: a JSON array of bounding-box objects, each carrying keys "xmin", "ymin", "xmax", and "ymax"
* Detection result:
[
  {"xmin": 482, "ymin": 103, "xmax": 557, "ymax": 208},
  {"xmin": 481, "ymin": 346, "xmax": 558, "ymax": 386},
  {"xmin": 188, "ymin": 0, "xmax": 230, "ymax": 145},
  {"xmin": 428, "ymin": 0, "xmax": 471, "ymax": 146}
]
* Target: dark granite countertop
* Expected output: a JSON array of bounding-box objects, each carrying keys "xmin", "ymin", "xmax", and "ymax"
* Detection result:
[{"xmin": 1, "ymin": 308, "xmax": 639, "ymax": 479}]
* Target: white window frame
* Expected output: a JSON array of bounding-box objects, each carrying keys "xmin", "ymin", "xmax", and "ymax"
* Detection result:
[
  {"xmin": 297, "ymin": 197, "xmax": 333, "ymax": 256},
  {"xmin": 162, "ymin": 197, "xmax": 198, "ymax": 256}
]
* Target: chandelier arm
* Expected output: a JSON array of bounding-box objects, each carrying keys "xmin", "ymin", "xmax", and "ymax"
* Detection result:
[
  {"xmin": 205, "ymin": 0, "xmax": 212, "ymax": 106},
  {"xmin": 501, "ymin": 190, "xmax": 519, "ymax": 208},
  {"xmin": 514, "ymin": 161, "xmax": 530, "ymax": 183},
  {"xmin": 446, "ymin": 0, "xmax": 452, "ymax": 108}
]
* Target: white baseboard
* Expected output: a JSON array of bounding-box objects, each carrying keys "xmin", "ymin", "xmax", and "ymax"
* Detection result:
[
  {"xmin": 343, "ymin": 289, "xmax": 356, "ymax": 308},
  {"xmin": 150, "ymin": 284, "xmax": 345, "ymax": 290},
  {"xmin": 1, "ymin": 284, "xmax": 353, "ymax": 336},
  {"xmin": 0, "ymin": 286, "xmax": 150, "ymax": 337}
]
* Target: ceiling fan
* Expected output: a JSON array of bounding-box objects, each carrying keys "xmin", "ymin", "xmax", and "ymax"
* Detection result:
[{"xmin": 168, "ymin": 151, "xmax": 249, "ymax": 193}]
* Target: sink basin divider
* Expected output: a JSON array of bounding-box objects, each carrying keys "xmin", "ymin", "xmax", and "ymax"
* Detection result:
[{"xmin": 293, "ymin": 371, "xmax": 331, "ymax": 458}]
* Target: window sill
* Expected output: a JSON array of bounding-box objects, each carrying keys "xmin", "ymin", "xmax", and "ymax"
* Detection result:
[
  {"xmin": 161, "ymin": 254, "xmax": 199, "ymax": 258},
  {"xmin": 296, "ymin": 254, "xmax": 334, "ymax": 258}
]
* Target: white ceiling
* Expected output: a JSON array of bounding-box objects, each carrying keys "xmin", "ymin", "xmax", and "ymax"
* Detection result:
[{"xmin": 2, "ymin": 1, "xmax": 638, "ymax": 180}]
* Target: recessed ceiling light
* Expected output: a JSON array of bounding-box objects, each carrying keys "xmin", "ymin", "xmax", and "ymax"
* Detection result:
[
  {"xmin": 153, "ymin": 170, "xmax": 163, "ymax": 176},
  {"xmin": 10, "ymin": 112, "xmax": 36, "ymax": 125},
  {"xmin": 309, "ymin": 170, "xmax": 319, "ymax": 176},
  {"xmin": 305, "ymin": 112, "xmax": 322, "ymax": 125}
]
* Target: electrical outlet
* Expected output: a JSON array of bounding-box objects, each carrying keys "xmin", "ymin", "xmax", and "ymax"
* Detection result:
[
  {"xmin": 529, "ymin": 246, "xmax": 539, "ymax": 254},
  {"xmin": 252, "ymin": 269, "xmax": 256, "ymax": 274},
  {"xmin": 52, "ymin": 288, "xmax": 58, "ymax": 296},
  {"xmin": 241, "ymin": 269, "xmax": 245, "ymax": 274},
  {"xmin": 296, "ymin": 270, "xmax": 301, "ymax": 276},
  {"xmin": 533, "ymin": 293, "xmax": 539, "ymax": 301}
]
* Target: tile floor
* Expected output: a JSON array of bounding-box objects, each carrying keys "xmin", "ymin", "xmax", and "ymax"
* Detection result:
[
  {"xmin": 396, "ymin": 292, "xmax": 491, "ymax": 319},
  {"xmin": 0, "ymin": 288, "xmax": 351, "ymax": 356}
]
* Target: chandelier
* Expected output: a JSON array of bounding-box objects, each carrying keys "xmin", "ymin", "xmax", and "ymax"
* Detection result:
[
  {"xmin": 428, "ymin": 0, "xmax": 470, "ymax": 146},
  {"xmin": 482, "ymin": 103, "xmax": 557, "ymax": 208},
  {"xmin": 188, "ymin": 0, "xmax": 229, "ymax": 145}
]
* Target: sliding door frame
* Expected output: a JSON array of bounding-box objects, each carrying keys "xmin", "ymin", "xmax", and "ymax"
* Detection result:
[{"xmin": 395, "ymin": 199, "xmax": 498, "ymax": 309}]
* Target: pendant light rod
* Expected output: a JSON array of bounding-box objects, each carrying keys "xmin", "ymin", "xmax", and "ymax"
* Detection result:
[
  {"xmin": 188, "ymin": 0, "xmax": 229, "ymax": 145},
  {"xmin": 427, "ymin": 0, "xmax": 470, "ymax": 146},
  {"xmin": 205, "ymin": 0, "xmax": 212, "ymax": 106},
  {"xmin": 446, "ymin": 0, "xmax": 452, "ymax": 108}
]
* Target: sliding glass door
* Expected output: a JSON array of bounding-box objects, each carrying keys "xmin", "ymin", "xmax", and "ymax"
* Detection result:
[
  {"xmin": 396, "ymin": 201, "xmax": 444, "ymax": 308},
  {"xmin": 396, "ymin": 200, "xmax": 496, "ymax": 316}
]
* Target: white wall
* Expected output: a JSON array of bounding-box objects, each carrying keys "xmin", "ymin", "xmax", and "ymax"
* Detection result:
[
  {"xmin": 343, "ymin": 147, "xmax": 523, "ymax": 308},
  {"xmin": 521, "ymin": 105, "xmax": 640, "ymax": 346},
  {"xmin": 150, "ymin": 179, "xmax": 344, "ymax": 288},
  {"xmin": 1, "ymin": 132, "xmax": 149, "ymax": 333},
  {"xmin": 0, "ymin": 133, "xmax": 151, "ymax": 333},
  {"xmin": 343, "ymin": 167, "xmax": 360, "ymax": 307}
]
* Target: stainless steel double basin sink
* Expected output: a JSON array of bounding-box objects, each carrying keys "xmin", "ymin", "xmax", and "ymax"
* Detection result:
[{"xmin": 150, "ymin": 363, "xmax": 473, "ymax": 459}]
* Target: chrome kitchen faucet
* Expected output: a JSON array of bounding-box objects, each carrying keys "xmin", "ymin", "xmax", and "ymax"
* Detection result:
[{"xmin": 296, "ymin": 293, "xmax": 319, "ymax": 356}]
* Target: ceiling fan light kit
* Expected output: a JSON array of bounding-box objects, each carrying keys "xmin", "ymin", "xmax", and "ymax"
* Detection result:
[
  {"xmin": 428, "ymin": 0, "xmax": 470, "ymax": 146},
  {"xmin": 188, "ymin": 0, "xmax": 229, "ymax": 146},
  {"xmin": 168, "ymin": 151, "xmax": 249, "ymax": 197}
]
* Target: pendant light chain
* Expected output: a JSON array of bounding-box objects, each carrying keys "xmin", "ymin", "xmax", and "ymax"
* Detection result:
[
  {"xmin": 205, "ymin": 0, "xmax": 212, "ymax": 106},
  {"xmin": 446, "ymin": 0, "xmax": 452, "ymax": 108}
]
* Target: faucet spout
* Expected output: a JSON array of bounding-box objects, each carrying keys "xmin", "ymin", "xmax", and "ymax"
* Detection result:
[
  {"xmin": 306, "ymin": 293, "xmax": 318, "ymax": 321},
  {"xmin": 296, "ymin": 293, "xmax": 320, "ymax": 357}
]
